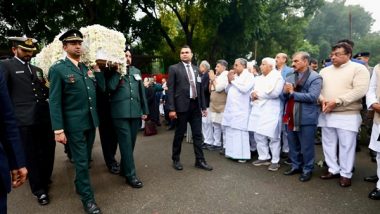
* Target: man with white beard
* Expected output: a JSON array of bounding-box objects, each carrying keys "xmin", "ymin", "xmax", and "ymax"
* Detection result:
[
  {"xmin": 222, "ymin": 58, "xmax": 255, "ymax": 162},
  {"xmin": 248, "ymin": 57, "xmax": 284, "ymax": 171},
  {"xmin": 209, "ymin": 60, "xmax": 229, "ymax": 151}
]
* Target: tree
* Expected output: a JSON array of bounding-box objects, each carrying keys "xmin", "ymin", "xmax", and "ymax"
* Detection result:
[
  {"xmin": 0, "ymin": 0, "xmax": 135, "ymax": 49},
  {"xmin": 355, "ymin": 33, "xmax": 380, "ymax": 67},
  {"xmin": 134, "ymin": 0, "xmax": 323, "ymax": 66},
  {"xmin": 305, "ymin": 0, "xmax": 374, "ymax": 59}
]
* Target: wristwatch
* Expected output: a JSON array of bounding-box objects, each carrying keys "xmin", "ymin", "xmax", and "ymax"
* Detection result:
[{"xmin": 335, "ymin": 98, "xmax": 343, "ymax": 107}]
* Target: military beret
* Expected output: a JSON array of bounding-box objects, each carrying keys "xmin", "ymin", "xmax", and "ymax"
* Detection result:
[
  {"xmin": 59, "ymin": 29, "xmax": 83, "ymax": 42},
  {"xmin": 353, "ymin": 52, "xmax": 370, "ymax": 59},
  {"xmin": 7, "ymin": 36, "xmax": 38, "ymax": 51}
]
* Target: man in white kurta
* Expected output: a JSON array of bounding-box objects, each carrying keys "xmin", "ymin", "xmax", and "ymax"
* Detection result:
[
  {"xmin": 318, "ymin": 42, "xmax": 370, "ymax": 187},
  {"xmin": 365, "ymin": 64, "xmax": 380, "ymax": 199},
  {"xmin": 248, "ymin": 58, "xmax": 284, "ymax": 171},
  {"xmin": 222, "ymin": 58, "xmax": 254, "ymax": 162},
  {"xmin": 199, "ymin": 60, "xmax": 214, "ymax": 148},
  {"xmin": 209, "ymin": 60, "xmax": 229, "ymax": 150}
]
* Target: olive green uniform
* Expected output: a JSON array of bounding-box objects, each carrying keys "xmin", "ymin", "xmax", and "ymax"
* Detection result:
[
  {"xmin": 48, "ymin": 57, "xmax": 104, "ymax": 205},
  {"xmin": 107, "ymin": 66, "xmax": 148, "ymax": 180}
]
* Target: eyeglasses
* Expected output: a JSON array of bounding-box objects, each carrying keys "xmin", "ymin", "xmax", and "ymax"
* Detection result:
[{"xmin": 329, "ymin": 52, "xmax": 347, "ymax": 58}]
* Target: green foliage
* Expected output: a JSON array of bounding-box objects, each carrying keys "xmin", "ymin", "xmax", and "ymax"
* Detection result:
[
  {"xmin": 133, "ymin": 0, "xmax": 323, "ymax": 68},
  {"xmin": 355, "ymin": 33, "xmax": 380, "ymax": 66},
  {"xmin": 9, "ymin": 0, "xmax": 379, "ymax": 72},
  {"xmin": 297, "ymin": 40, "xmax": 320, "ymax": 58},
  {"xmin": 305, "ymin": 0, "xmax": 374, "ymax": 59},
  {"xmin": 253, "ymin": 0, "xmax": 323, "ymax": 63},
  {"xmin": 0, "ymin": 0, "xmax": 135, "ymax": 48}
]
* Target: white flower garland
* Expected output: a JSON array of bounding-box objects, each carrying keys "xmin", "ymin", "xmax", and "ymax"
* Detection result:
[{"xmin": 33, "ymin": 24, "xmax": 126, "ymax": 76}]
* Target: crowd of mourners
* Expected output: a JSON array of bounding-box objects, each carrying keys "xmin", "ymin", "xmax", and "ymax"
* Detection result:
[
  {"xmin": 0, "ymin": 31, "xmax": 379, "ymax": 214},
  {"xmin": 191, "ymin": 39, "xmax": 380, "ymax": 202}
]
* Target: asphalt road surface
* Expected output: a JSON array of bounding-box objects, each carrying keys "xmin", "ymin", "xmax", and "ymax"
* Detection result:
[{"xmin": 7, "ymin": 125, "xmax": 380, "ymax": 214}]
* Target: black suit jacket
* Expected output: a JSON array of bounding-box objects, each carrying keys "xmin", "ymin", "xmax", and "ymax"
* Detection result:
[
  {"xmin": 0, "ymin": 66, "xmax": 25, "ymax": 193},
  {"xmin": 1, "ymin": 58, "xmax": 50, "ymax": 126},
  {"xmin": 167, "ymin": 62, "xmax": 206, "ymax": 113},
  {"xmin": 200, "ymin": 71, "xmax": 210, "ymax": 108}
]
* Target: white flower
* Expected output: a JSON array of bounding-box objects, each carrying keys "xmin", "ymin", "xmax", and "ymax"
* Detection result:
[{"xmin": 33, "ymin": 24, "xmax": 126, "ymax": 76}]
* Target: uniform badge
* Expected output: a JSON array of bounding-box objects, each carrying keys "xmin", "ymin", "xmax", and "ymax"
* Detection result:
[
  {"xmin": 37, "ymin": 70, "xmax": 43, "ymax": 81},
  {"xmin": 67, "ymin": 74, "xmax": 75, "ymax": 83},
  {"xmin": 25, "ymin": 38, "xmax": 33, "ymax": 46},
  {"xmin": 197, "ymin": 76, "xmax": 201, "ymax": 83},
  {"xmin": 133, "ymin": 74, "xmax": 142, "ymax": 80},
  {"xmin": 87, "ymin": 70, "xmax": 95, "ymax": 78}
]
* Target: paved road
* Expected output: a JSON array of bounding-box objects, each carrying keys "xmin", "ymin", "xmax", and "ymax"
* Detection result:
[{"xmin": 7, "ymin": 125, "xmax": 380, "ymax": 214}]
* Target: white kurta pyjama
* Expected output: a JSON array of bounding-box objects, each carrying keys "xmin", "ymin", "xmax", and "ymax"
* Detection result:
[
  {"xmin": 210, "ymin": 70, "xmax": 229, "ymax": 147},
  {"xmin": 366, "ymin": 67, "xmax": 380, "ymax": 188},
  {"xmin": 202, "ymin": 107, "xmax": 214, "ymax": 145},
  {"xmin": 318, "ymin": 109, "xmax": 362, "ymax": 178},
  {"xmin": 222, "ymin": 69, "xmax": 254, "ymax": 159},
  {"xmin": 247, "ymin": 70, "xmax": 284, "ymax": 163}
]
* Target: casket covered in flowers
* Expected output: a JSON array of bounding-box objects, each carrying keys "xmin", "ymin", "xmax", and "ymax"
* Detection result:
[{"xmin": 33, "ymin": 24, "xmax": 126, "ymax": 76}]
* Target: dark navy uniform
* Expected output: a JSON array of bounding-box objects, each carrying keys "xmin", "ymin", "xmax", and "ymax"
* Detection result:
[
  {"xmin": 1, "ymin": 54, "xmax": 55, "ymax": 200},
  {"xmin": 0, "ymin": 65, "xmax": 26, "ymax": 213}
]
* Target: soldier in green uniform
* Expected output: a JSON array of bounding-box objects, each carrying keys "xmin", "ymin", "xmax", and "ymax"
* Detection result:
[
  {"xmin": 48, "ymin": 29, "xmax": 104, "ymax": 214},
  {"xmin": 107, "ymin": 46, "xmax": 148, "ymax": 188}
]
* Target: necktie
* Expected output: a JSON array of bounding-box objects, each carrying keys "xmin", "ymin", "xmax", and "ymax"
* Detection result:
[
  {"xmin": 186, "ymin": 64, "xmax": 197, "ymax": 99},
  {"xmin": 25, "ymin": 62, "xmax": 34, "ymax": 80}
]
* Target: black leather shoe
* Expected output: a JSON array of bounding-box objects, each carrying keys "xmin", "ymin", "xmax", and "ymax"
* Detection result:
[
  {"xmin": 283, "ymin": 158, "xmax": 292, "ymax": 165},
  {"xmin": 280, "ymin": 152, "xmax": 289, "ymax": 159},
  {"xmin": 371, "ymin": 156, "xmax": 377, "ymax": 163},
  {"xmin": 283, "ymin": 168, "xmax": 302, "ymax": 176},
  {"xmin": 84, "ymin": 201, "xmax": 102, "ymax": 214},
  {"xmin": 37, "ymin": 193, "xmax": 49, "ymax": 205},
  {"xmin": 299, "ymin": 172, "xmax": 312, "ymax": 182},
  {"xmin": 108, "ymin": 163, "xmax": 120, "ymax": 175},
  {"xmin": 201, "ymin": 144, "xmax": 208, "ymax": 149},
  {"xmin": 173, "ymin": 161, "xmax": 183, "ymax": 170},
  {"xmin": 195, "ymin": 160, "xmax": 213, "ymax": 171},
  {"xmin": 364, "ymin": 175, "xmax": 379, "ymax": 183},
  {"xmin": 369, "ymin": 188, "xmax": 380, "ymax": 200},
  {"xmin": 126, "ymin": 176, "xmax": 143, "ymax": 188}
]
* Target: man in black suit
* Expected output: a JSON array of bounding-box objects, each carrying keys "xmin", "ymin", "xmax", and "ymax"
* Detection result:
[
  {"xmin": 0, "ymin": 65, "xmax": 28, "ymax": 214},
  {"xmin": 1, "ymin": 37, "xmax": 55, "ymax": 205},
  {"xmin": 166, "ymin": 45, "xmax": 213, "ymax": 171}
]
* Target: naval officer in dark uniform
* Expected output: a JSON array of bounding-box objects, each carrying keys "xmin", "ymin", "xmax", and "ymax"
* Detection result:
[
  {"xmin": 0, "ymin": 65, "xmax": 28, "ymax": 214},
  {"xmin": 1, "ymin": 36, "xmax": 55, "ymax": 206},
  {"xmin": 107, "ymin": 46, "xmax": 149, "ymax": 188},
  {"xmin": 48, "ymin": 29, "xmax": 104, "ymax": 214}
]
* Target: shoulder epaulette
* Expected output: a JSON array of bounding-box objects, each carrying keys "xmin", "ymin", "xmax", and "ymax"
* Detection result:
[{"xmin": 53, "ymin": 59, "xmax": 65, "ymax": 65}]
